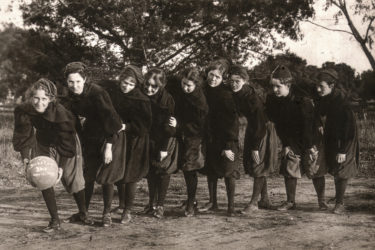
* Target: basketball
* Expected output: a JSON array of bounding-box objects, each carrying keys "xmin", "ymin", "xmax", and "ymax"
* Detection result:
[{"xmin": 26, "ymin": 156, "xmax": 59, "ymax": 190}]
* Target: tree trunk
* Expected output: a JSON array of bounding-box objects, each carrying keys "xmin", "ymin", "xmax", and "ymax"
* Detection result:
[{"xmin": 340, "ymin": 3, "xmax": 375, "ymax": 71}]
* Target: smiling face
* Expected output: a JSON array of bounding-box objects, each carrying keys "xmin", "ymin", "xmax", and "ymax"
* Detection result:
[
  {"xmin": 120, "ymin": 76, "xmax": 136, "ymax": 94},
  {"xmin": 144, "ymin": 77, "xmax": 160, "ymax": 96},
  {"xmin": 229, "ymin": 74, "xmax": 246, "ymax": 92},
  {"xmin": 316, "ymin": 80, "xmax": 333, "ymax": 97},
  {"xmin": 271, "ymin": 78, "xmax": 290, "ymax": 97},
  {"xmin": 67, "ymin": 73, "xmax": 86, "ymax": 95},
  {"xmin": 181, "ymin": 78, "xmax": 196, "ymax": 94},
  {"xmin": 207, "ymin": 69, "xmax": 223, "ymax": 88},
  {"xmin": 31, "ymin": 89, "xmax": 51, "ymax": 113}
]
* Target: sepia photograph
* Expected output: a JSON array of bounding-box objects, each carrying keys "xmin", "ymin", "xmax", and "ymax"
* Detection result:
[{"xmin": 0, "ymin": 0, "xmax": 374, "ymax": 249}]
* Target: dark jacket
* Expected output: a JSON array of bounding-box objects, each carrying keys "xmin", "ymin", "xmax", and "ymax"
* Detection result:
[
  {"xmin": 265, "ymin": 88, "xmax": 316, "ymax": 155},
  {"xmin": 61, "ymin": 82, "xmax": 122, "ymax": 144},
  {"xmin": 205, "ymin": 84, "xmax": 239, "ymax": 151},
  {"xmin": 316, "ymin": 88, "xmax": 356, "ymax": 154},
  {"xmin": 174, "ymin": 85, "xmax": 209, "ymax": 138},
  {"xmin": 13, "ymin": 102, "xmax": 76, "ymax": 159},
  {"xmin": 148, "ymin": 88, "xmax": 176, "ymax": 151},
  {"xmin": 233, "ymin": 84, "xmax": 267, "ymax": 150}
]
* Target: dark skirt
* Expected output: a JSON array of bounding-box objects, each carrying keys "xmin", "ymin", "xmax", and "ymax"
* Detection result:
[
  {"xmin": 33, "ymin": 134, "xmax": 85, "ymax": 194},
  {"xmin": 280, "ymin": 136, "xmax": 328, "ymax": 179},
  {"xmin": 325, "ymin": 127, "xmax": 359, "ymax": 179},
  {"xmin": 96, "ymin": 131, "xmax": 127, "ymax": 185},
  {"xmin": 243, "ymin": 122, "xmax": 278, "ymax": 177},
  {"xmin": 119, "ymin": 134, "xmax": 150, "ymax": 183},
  {"xmin": 178, "ymin": 136, "xmax": 204, "ymax": 172},
  {"xmin": 149, "ymin": 137, "xmax": 178, "ymax": 175},
  {"xmin": 81, "ymin": 137, "xmax": 104, "ymax": 183},
  {"xmin": 200, "ymin": 139, "xmax": 240, "ymax": 179}
]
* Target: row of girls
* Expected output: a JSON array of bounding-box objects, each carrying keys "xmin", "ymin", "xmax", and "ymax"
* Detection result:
[{"xmin": 12, "ymin": 59, "xmax": 359, "ymax": 233}]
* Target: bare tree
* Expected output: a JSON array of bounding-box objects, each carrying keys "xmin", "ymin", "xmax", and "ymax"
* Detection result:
[{"xmin": 309, "ymin": 0, "xmax": 375, "ymax": 70}]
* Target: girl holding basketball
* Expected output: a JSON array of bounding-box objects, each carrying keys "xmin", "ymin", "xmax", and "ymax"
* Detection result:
[{"xmin": 13, "ymin": 78, "xmax": 89, "ymax": 233}]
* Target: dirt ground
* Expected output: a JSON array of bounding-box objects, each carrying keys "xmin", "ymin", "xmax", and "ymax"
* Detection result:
[{"xmin": 1, "ymin": 172, "xmax": 375, "ymax": 250}]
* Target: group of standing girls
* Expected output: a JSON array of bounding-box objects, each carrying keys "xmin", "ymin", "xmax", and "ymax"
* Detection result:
[{"xmin": 12, "ymin": 58, "xmax": 359, "ymax": 233}]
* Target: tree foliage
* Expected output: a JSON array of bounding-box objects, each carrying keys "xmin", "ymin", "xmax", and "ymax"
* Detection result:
[{"xmin": 19, "ymin": 0, "xmax": 314, "ymax": 74}]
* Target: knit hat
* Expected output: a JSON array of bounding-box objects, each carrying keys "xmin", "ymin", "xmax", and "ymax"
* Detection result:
[
  {"xmin": 318, "ymin": 69, "xmax": 339, "ymax": 84},
  {"xmin": 229, "ymin": 65, "xmax": 249, "ymax": 82},
  {"xmin": 63, "ymin": 62, "xmax": 87, "ymax": 78},
  {"xmin": 271, "ymin": 64, "xmax": 292, "ymax": 80},
  {"xmin": 120, "ymin": 65, "xmax": 144, "ymax": 86}
]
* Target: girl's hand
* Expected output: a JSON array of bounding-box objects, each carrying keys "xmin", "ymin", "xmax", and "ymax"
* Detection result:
[
  {"xmin": 169, "ymin": 117, "xmax": 177, "ymax": 127},
  {"xmin": 282, "ymin": 146, "xmax": 291, "ymax": 158},
  {"xmin": 336, "ymin": 153, "xmax": 346, "ymax": 164},
  {"xmin": 318, "ymin": 126, "xmax": 324, "ymax": 135},
  {"xmin": 55, "ymin": 168, "xmax": 63, "ymax": 185},
  {"xmin": 23, "ymin": 158, "xmax": 29, "ymax": 174},
  {"xmin": 160, "ymin": 151, "xmax": 168, "ymax": 161},
  {"xmin": 104, "ymin": 143, "xmax": 113, "ymax": 164},
  {"xmin": 118, "ymin": 124, "xmax": 126, "ymax": 133},
  {"xmin": 222, "ymin": 150, "xmax": 235, "ymax": 161},
  {"xmin": 308, "ymin": 146, "xmax": 318, "ymax": 161},
  {"xmin": 251, "ymin": 150, "xmax": 260, "ymax": 165}
]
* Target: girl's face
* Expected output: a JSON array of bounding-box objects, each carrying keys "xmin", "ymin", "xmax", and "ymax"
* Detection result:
[
  {"xmin": 181, "ymin": 78, "xmax": 196, "ymax": 94},
  {"xmin": 207, "ymin": 69, "xmax": 223, "ymax": 87},
  {"xmin": 144, "ymin": 78, "xmax": 160, "ymax": 96},
  {"xmin": 32, "ymin": 89, "xmax": 51, "ymax": 113},
  {"xmin": 229, "ymin": 75, "xmax": 246, "ymax": 92},
  {"xmin": 120, "ymin": 76, "xmax": 136, "ymax": 94},
  {"xmin": 67, "ymin": 73, "xmax": 86, "ymax": 95},
  {"xmin": 271, "ymin": 78, "xmax": 290, "ymax": 97},
  {"xmin": 316, "ymin": 81, "xmax": 333, "ymax": 97}
]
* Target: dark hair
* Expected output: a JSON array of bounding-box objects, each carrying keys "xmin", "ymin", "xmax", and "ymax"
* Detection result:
[
  {"xmin": 229, "ymin": 65, "xmax": 249, "ymax": 82},
  {"xmin": 205, "ymin": 58, "xmax": 230, "ymax": 78},
  {"xmin": 144, "ymin": 68, "xmax": 167, "ymax": 88},
  {"xmin": 270, "ymin": 65, "xmax": 294, "ymax": 87},
  {"xmin": 180, "ymin": 67, "xmax": 203, "ymax": 87},
  {"xmin": 119, "ymin": 65, "xmax": 144, "ymax": 86},
  {"xmin": 63, "ymin": 62, "xmax": 87, "ymax": 79},
  {"xmin": 25, "ymin": 78, "xmax": 57, "ymax": 103}
]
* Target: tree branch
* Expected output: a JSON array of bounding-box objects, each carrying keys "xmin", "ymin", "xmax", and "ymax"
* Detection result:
[
  {"xmin": 305, "ymin": 20, "xmax": 353, "ymax": 35},
  {"xmin": 365, "ymin": 17, "xmax": 375, "ymax": 42}
]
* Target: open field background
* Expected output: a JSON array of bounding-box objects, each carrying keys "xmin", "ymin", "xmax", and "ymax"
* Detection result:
[{"xmin": 0, "ymin": 111, "xmax": 375, "ymax": 249}]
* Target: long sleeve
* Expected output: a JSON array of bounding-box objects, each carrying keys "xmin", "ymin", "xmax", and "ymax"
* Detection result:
[
  {"xmin": 55, "ymin": 119, "xmax": 76, "ymax": 158},
  {"xmin": 300, "ymin": 98, "xmax": 315, "ymax": 150},
  {"xmin": 247, "ymin": 97, "xmax": 267, "ymax": 150},
  {"xmin": 93, "ymin": 90, "xmax": 122, "ymax": 143},
  {"xmin": 160, "ymin": 96, "xmax": 176, "ymax": 151},
  {"xmin": 12, "ymin": 106, "xmax": 35, "ymax": 159},
  {"xmin": 125, "ymin": 100, "xmax": 152, "ymax": 137},
  {"xmin": 339, "ymin": 105, "xmax": 356, "ymax": 154},
  {"xmin": 221, "ymin": 94, "xmax": 239, "ymax": 151}
]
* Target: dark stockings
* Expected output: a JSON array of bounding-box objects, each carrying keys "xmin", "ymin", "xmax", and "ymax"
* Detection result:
[
  {"xmin": 284, "ymin": 177, "xmax": 297, "ymax": 203},
  {"xmin": 225, "ymin": 177, "xmax": 235, "ymax": 211},
  {"xmin": 147, "ymin": 175, "xmax": 157, "ymax": 207},
  {"xmin": 102, "ymin": 184, "xmax": 114, "ymax": 214},
  {"xmin": 156, "ymin": 175, "xmax": 170, "ymax": 207},
  {"xmin": 42, "ymin": 187, "xmax": 59, "ymax": 222},
  {"xmin": 124, "ymin": 182, "xmax": 137, "ymax": 212},
  {"xmin": 335, "ymin": 177, "xmax": 348, "ymax": 205},
  {"xmin": 183, "ymin": 170, "xmax": 198, "ymax": 210},
  {"xmin": 207, "ymin": 176, "xmax": 218, "ymax": 206},
  {"xmin": 312, "ymin": 176, "xmax": 326, "ymax": 203},
  {"xmin": 116, "ymin": 183, "xmax": 126, "ymax": 209},
  {"xmin": 250, "ymin": 177, "xmax": 265, "ymax": 205},
  {"xmin": 84, "ymin": 181, "xmax": 95, "ymax": 211},
  {"xmin": 73, "ymin": 189, "xmax": 87, "ymax": 214},
  {"xmin": 261, "ymin": 177, "xmax": 269, "ymax": 201}
]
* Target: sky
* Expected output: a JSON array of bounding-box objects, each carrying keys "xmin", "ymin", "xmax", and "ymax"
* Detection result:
[{"xmin": 0, "ymin": 0, "xmax": 374, "ymax": 73}]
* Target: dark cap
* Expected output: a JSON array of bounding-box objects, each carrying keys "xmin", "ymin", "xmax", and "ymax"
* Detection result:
[{"xmin": 271, "ymin": 64, "xmax": 292, "ymax": 80}]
